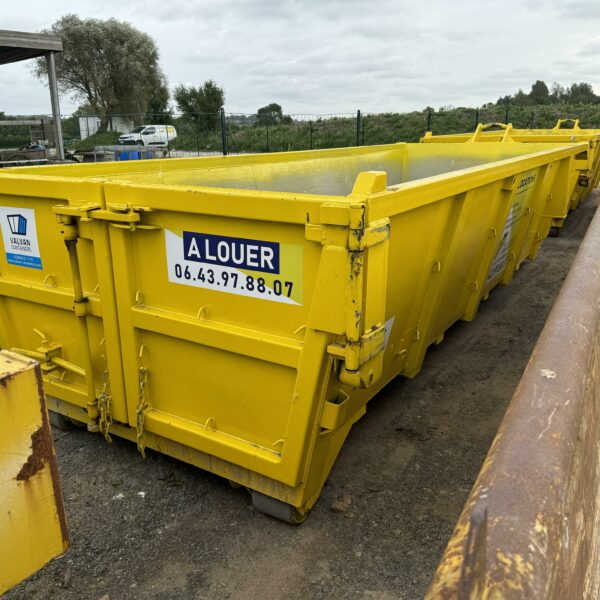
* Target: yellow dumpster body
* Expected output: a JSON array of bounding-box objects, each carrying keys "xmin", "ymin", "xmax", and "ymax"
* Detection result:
[
  {"xmin": 0, "ymin": 142, "xmax": 588, "ymax": 521},
  {"xmin": 0, "ymin": 351, "xmax": 69, "ymax": 594},
  {"xmin": 421, "ymin": 120, "xmax": 600, "ymax": 228}
]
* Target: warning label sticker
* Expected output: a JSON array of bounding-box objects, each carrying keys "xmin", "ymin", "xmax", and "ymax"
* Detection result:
[
  {"xmin": 165, "ymin": 229, "xmax": 303, "ymax": 305},
  {"xmin": 486, "ymin": 170, "xmax": 537, "ymax": 283},
  {"xmin": 0, "ymin": 206, "xmax": 42, "ymax": 269}
]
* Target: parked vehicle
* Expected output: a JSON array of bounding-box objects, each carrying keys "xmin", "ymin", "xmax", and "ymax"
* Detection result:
[
  {"xmin": 0, "ymin": 142, "xmax": 47, "ymax": 167},
  {"xmin": 118, "ymin": 124, "xmax": 176, "ymax": 146}
]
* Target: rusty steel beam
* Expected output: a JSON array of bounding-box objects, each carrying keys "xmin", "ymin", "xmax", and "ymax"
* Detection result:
[{"xmin": 426, "ymin": 194, "xmax": 600, "ymax": 599}]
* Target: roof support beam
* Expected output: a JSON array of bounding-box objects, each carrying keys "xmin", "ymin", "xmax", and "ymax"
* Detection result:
[{"xmin": 46, "ymin": 51, "xmax": 64, "ymax": 161}]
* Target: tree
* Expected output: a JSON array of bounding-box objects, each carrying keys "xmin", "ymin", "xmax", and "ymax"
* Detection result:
[
  {"xmin": 34, "ymin": 15, "xmax": 166, "ymax": 132},
  {"xmin": 549, "ymin": 83, "xmax": 566, "ymax": 104},
  {"xmin": 145, "ymin": 74, "xmax": 172, "ymax": 124},
  {"xmin": 174, "ymin": 81, "xmax": 224, "ymax": 132},
  {"xmin": 257, "ymin": 103, "xmax": 285, "ymax": 126},
  {"xmin": 529, "ymin": 80, "xmax": 550, "ymax": 105},
  {"xmin": 566, "ymin": 82, "xmax": 599, "ymax": 104},
  {"xmin": 513, "ymin": 89, "xmax": 532, "ymax": 106}
]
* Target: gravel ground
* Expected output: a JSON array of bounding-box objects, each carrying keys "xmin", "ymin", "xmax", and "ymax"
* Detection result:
[{"xmin": 6, "ymin": 192, "xmax": 599, "ymax": 600}]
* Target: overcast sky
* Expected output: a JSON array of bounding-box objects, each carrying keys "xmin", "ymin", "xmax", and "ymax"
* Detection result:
[{"xmin": 1, "ymin": 0, "xmax": 599, "ymax": 116}]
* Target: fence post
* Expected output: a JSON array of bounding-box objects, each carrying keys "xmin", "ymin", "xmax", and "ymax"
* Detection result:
[
  {"xmin": 309, "ymin": 121, "xmax": 313, "ymax": 150},
  {"xmin": 220, "ymin": 108, "xmax": 228, "ymax": 156},
  {"xmin": 166, "ymin": 122, "xmax": 171, "ymax": 158},
  {"xmin": 362, "ymin": 115, "xmax": 365, "ymax": 145},
  {"xmin": 474, "ymin": 108, "xmax": 480, "ymax": 129},
  {"xmin": 504, "ymin": 99, "xmax": 510, "ymax": 124},
  {"xmin": 265, "ymin": 121, "xmax": 270, "ymax": 152},
  {"xmin": 356, "ymin": 110, "xmax": 361, "ymax": 146},
  {"xmin": 426, "ymin": 109, "xmax": 432, "ymax": 133}
]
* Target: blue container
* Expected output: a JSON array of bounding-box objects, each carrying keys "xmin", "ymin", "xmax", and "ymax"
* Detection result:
[{"xmin": 115, "ymin": 150, "xmax": 154, "ymax": 161}]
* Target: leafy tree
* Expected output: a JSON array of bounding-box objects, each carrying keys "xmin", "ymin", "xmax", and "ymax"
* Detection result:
[
  {"xmin": 513, "ymin": 89, "xmax": 532, "ymax": 106},
  {"xmin": 529, "ymin": 80, "xmax": 550, "ymax": 105},
  {"xmin": 174, "ymin": 80, "xmax": 224, "ymax": 131},
  {"xmin": 145, "ymin": 74, "xmax": 172, "ymax": 124},
  {"xmin": 549, "ymin": 83, "xmax": 566, "ymax": 103},
  {"xmin": 257, "ymin": 103, "xmax": 284, "ymax": 126},
  {"xmin": 256, "ymin": 103, "xmax": 293, "ymax": 126},
  {"xmin": 34, "ymin": 15, "xmax": 166, "ymax": 132},
  {"xmin": 566, "ymin": 82, "xmax": 599, "ymax": 104}
]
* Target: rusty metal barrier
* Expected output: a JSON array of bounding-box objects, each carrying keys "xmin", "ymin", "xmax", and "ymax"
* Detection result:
[{"xmin": 426, "ymin": 193, "xmax": 600, "ymax": 599}]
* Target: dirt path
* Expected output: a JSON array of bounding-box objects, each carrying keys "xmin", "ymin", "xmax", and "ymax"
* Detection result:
[{"xmin": 6, "ymin": 193, "xmax": 598, "ymax": 600}]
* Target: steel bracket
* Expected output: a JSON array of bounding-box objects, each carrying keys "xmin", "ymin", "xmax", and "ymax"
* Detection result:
[{"xmin": 328, "ymin": 324, "xmax": 386, "ymax": 388}]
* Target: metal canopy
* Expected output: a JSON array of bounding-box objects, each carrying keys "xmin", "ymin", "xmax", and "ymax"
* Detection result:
[
  {"xmin": 0, "ymin": 30, "xmax": 64, "ymax": 160},
  {"xmin": 0, "ymin": 30, "xmax": 63, "ymax": 65}
]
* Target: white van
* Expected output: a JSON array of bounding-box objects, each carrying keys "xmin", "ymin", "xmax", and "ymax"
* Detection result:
[{"xmin": 118, "ymin": 124, "xmax": 177, "ymax": 146}]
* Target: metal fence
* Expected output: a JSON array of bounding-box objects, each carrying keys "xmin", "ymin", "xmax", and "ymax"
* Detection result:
[{"xmin": 2, "ymin": 104, "xmax": 600, "ymax": 162}]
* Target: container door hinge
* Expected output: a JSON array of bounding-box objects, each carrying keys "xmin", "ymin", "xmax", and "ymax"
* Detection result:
[
  {"xmin": 349, "ymin": 218, "xmax": 390, "ymax": 251},
  {"xmin": 328, "ymin": 324, "xmax": 386, "ymax": 388},
  {"xmin": 54, "ymin": 204, "xmax": 161, "ymax": 232},
  {"xmin": 305, "ymin": 217, "xmax": 389, "ymax": 250},
  {"xmin": 95, "ymin": 205, "xmax": 162, "ymax": 231}
]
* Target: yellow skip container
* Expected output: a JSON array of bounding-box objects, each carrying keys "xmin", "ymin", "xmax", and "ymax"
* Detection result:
[
  {"xmin": 422, "ymin": 119, "xmax": 600, "ymax": 229},
  {"xmin": 0, "ymin": 141, "xmax": 588, "ymax": 521}
]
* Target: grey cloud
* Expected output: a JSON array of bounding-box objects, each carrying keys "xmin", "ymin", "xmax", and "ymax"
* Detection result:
[
  {"xmin": 555, "ymin": 0, "xmax": 600, "ymax": 18},
  {"xmin": 0, "ymin": 0, "xmax": 598, "ymax": 115},
  {"xmin": 576, "ymin": 36, "xmax": 600, "ymax": 56}
]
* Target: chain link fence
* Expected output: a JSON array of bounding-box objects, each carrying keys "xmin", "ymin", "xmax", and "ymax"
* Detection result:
[{"xmin": 2, "ymin": 104, "xmax": 600, "ymax": 163}]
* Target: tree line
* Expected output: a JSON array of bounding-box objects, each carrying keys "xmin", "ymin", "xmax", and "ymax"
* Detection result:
[{"xmin": 495, "ymin": 80, "xmax": 600, "ymax": 107}]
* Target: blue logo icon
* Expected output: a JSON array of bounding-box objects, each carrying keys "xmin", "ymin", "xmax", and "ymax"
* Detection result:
[{"xmin": 7, "ymin": 214, "xmax": 27, "ymax": 236}]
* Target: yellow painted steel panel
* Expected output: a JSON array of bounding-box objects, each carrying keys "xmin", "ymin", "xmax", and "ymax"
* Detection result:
[
  {"xmin": 0, "ymin": 141, "xmax": 588, "ymax": 521},
  {"xmin": 0, "ymin": 351, "xmax": 69, "ymax": 594}
]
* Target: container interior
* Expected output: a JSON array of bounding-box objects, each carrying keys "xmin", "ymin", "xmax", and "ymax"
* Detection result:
[{"xmin": 7, "ymin": 142, "xmax": 573, "ymax": 197}]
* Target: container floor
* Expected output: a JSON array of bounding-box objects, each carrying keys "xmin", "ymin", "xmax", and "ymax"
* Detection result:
[{"xmin": 7, "ymin": 190, "xmax": 599, "ymax": 600}]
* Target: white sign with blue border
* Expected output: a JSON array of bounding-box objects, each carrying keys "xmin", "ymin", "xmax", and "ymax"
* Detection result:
[{"xmin": 0, "ymin": 206, "xmax": 42, "ymax": 269}]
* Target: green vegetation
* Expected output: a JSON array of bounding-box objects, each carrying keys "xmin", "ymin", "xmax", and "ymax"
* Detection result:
[
  {"xmin": 34, "ymin": 15, "xmax": 166, "ymax": 132},
  {"xmin": 69, "ymin": 131, "xmax": 121, "ymax": 150},
  {"xmin": 496, "ymin": 80, "xmax": 600, "ymax": 106},
  {"xmin": 161, "ymin": 103, "xmax": 600, "ymax": 154},
  {"xmin": 256, "ymin": 103, "xmax": 292, "ymax": 126},
  {"xmin": 174, "ymin": 81, "xmax": 225, "ymax": 133},
  {"xmin": 3, "ymin": 102, "xmax": 599, "ymax": 154}
]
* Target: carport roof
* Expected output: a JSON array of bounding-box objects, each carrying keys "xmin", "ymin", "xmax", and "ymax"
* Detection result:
[{"xmin": 0, "ymin": 30, "xmax": 62, "ymax": 65}]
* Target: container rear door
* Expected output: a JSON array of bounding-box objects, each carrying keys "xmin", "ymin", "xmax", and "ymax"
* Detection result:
[{"xmin": 103, "ymin": 184, "xmax": 322, "ymax": 485}]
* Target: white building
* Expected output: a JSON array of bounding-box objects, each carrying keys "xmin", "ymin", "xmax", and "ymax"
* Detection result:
[{"xmin": 78, "ymin": 115, "xmax": 135, "ymax": 140}]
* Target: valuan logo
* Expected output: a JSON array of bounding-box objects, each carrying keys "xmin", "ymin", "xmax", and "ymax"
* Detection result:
[{"xmin": 7, "ymin": 214, "xmax": 27, "ymax": 236}]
